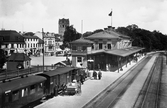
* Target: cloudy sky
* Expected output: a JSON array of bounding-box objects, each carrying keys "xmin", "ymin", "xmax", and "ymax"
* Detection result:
[{"xmin": 0, "ymin": 0, "xmax": 167, "ymax": 34}]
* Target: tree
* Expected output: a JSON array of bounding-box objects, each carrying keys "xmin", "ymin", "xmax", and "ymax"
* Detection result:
[
  {"xmin": 63, "ymin": 25, "xmax": 81, "ymax": 48},
  {"xmin": 116, "ymin": 24, "xmax": 167, "ymax": 52},
  {"xmin": 24, "ymin": 32, "xmax": 34, "ymax": 36},
  {"xmin": 93, "ymin": 29, "xmax": 103, "ymax": 33},
  {"xmin": 0, "ymin": 49, "xmax": 6, "ymax": 69},
  {"xmin": 83, "ymin": 31, "xmax": 93, "ymax": 38}
]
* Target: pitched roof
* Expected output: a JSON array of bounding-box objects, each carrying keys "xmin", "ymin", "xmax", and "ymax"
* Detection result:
[
  {"xmin": 0, "ymin": 30, "xmax": 25, "ymax": 43},
  {"xmin": 85, "ymin": 30, "xmax": 130, "ymax": 40},
  {"xmin": 70, "ymin": 38, "xmax": 94, "ymax": 44},
  {"xmin": 8, "ymin": 53, "xmax": 31, "ymax": 61},
  {"xmin": 22, "ymin": 35, "xmax": 39, "ymax": 39},
  {"xmin": 39, "ymin": 67, "xmax": 76, "ymax": 77},
  {"xmin": 85, "ymin": 31, "xmax": 120, "ymax": 39}
]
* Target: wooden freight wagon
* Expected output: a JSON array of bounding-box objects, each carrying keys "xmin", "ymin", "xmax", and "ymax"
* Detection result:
[{"xmin": 38, "ymin": 67, "xmax": 78, "ymax": 97}]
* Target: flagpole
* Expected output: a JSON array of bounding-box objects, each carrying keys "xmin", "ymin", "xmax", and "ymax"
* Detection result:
[
  {"xmin": 111, "ymin": 9, "xmax": 112, "ymax": 27},
  {"xmin": 111, "ymin": 14, "xmax": 112, "ymax": 27},
  {"xmin": 108, "ymin": 9, "xmax": 113, "ymax": 28},
  {"xmin": 81, "ymin": 20, "xmax": 84, "ymax": 38}
]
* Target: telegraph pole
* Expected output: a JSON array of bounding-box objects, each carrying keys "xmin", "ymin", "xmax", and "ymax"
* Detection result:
[{"xmin": 42, "ymin": 28, "xmax": 45, "ymax": 72}]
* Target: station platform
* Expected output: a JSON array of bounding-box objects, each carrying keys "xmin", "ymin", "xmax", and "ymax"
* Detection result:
[{"xmin": 35, "ymin": 55, "xmax": 146, "ymax": 108}]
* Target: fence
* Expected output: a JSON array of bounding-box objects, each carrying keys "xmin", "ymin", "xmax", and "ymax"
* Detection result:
[{"xmin": 0, "ymin": 65, "xmax": 58, "ymax": 82}]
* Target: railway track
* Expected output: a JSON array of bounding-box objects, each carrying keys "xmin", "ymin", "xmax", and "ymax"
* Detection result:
[
  {"xmin": 133, "ymin": 54, "xmax": 163, "ymax": 108},
  {"xmin": 82, "ymin": 55, "xmax": 154, "ymax": 108}
]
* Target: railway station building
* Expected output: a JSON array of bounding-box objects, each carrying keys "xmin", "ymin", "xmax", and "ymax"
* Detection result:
[{"xmin": 70, "ymin": 27, "xmax": 144, "ymax": 72}]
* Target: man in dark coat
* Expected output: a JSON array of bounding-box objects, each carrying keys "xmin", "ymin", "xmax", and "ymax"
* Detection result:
[
  {"xmin": 98, "ymin": 69, "xmax": 102, "ymax": 80},
  {"xmin": 92, "ymin": 70, "xmax": 97, "ymax": 80}
]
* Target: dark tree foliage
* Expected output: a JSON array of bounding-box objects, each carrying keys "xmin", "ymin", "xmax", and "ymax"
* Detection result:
[
  {"xmin": 93, "ymin": 29, "xmax": 104, "ymax": 33},
  {"xmin": 83, "ymin": 31, "xmax": 93, "ymax": 38},
  {"xmin": 24, "ymin": 32, "xmax": 34, "ymax": 36},
  {"xmin": 62, "ymin": 25, "xmax": 81, "ymax": 48},
  {"xmin": 82, "ymin": 29, "xmax": 103, "ymax": 38},
  {"xmin": 116, "ymin": 24, "xmax": 167, "ymax": 52},
  {"xmin": 0, "ymin": 49, "xmax": 6, "ymax": 69}
]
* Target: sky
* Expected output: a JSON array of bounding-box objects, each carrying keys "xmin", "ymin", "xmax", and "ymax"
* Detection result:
[{"xmin": 0, "ymin": 0, "xmax": 167, "ymax": 34}]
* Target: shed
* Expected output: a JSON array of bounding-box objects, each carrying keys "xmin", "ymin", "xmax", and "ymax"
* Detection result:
[{"xmin": 7, "ymin": 53, "xmax": 31, "ymax": 71}]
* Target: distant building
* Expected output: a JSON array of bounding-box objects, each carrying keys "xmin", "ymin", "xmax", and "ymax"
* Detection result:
[
  {"xmin": 35, "ymin": 32, "xmax": 63, "ymax": 56},
  {"xmin": 0, "ymin": 30, "xmax": 25, "ymax": 56},
  {"xmin": 22, "ymin": 34, "xmax": 43, "ymax": 56},
  {"xmin": 55, "ymin": 34, "xmax": 63, "ymax": 51},
  {"xmin": 58, "ymin": 18, "xmax": 70, "ymax": 36},
  {"xmin": 44, "ymin": 32, "xmax": 56, "ymax": 56}
]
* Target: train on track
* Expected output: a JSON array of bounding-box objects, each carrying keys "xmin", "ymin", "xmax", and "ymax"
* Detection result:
[{"xmin": 0, "ymin": 67, "xmax": 84, "ymax": 108}]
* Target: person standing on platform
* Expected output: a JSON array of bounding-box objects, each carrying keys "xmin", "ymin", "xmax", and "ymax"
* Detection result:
[
  {"xmin": 98, "ymin": 69, "xmax": 102, "ymax": 80},
  {"xmin": 54, "ymin": 84, "xmax": 58, "ymax": 96},
  {"xmin": 93, "ymin": 70, "xmax": 97, "ymax": 80},
  {"xmin": 80, "ymin": 74, "xmax": 84, "ymax": 84},
  {"xmin": 77, "ymin": 80, "xmax": 82, "ymax": 94}
]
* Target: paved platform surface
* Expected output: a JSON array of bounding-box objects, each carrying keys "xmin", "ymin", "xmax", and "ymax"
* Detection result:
[
  {"xmin": 159, "ymin": 56, "xmax": 167, "ymax": 108},
  {"xmin": 114, "ymin": 54, "xmax": 157, "ymax": 108},
  {"xmin": 35, "ymin": 56, "xmax": 146, "ymax": 108}
]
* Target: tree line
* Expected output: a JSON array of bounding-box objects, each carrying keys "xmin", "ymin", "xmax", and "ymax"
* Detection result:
[{"xmin": 115, "ymin": 24, "xmax": 167, "ymax": 52}]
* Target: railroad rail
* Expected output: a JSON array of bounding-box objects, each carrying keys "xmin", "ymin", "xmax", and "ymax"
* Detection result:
[
  {"xmin": 82, "ymin": 54, "xmax": 154, "ymax": 108},
  {"xmin": 133, "ymin": 54, "xmax": 163, "ymax": 108}
]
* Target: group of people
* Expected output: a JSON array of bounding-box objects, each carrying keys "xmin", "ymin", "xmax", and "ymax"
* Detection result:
[{"xmin": 92, "ymin": 69, "xmax": 102, "ymax": 80}]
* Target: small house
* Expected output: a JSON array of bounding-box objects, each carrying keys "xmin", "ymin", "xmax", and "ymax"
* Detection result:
[{"xmin": 7, "ymin": 53, "xmax": 31, "ymax": 71}]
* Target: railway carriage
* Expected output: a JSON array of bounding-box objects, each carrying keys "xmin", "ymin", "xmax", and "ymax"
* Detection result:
[
  {"xmin": 38, "ymin": 67, "xmax": 78, "ymax": 97},
  {"xmin": 0, "ymin": 76, "xmax": 46, "ymax": 108}
]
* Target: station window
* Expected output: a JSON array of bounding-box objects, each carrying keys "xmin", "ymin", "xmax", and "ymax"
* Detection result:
[
  {"xmin": 107, "ymin": 44, "xmax": 111, "ymax": 49},
  {"xmin": 92, "ymin": 45, "xmax": 94, "ymax": 49},
  {"xmin": 12, "ymin": 90, "xmax": 19, "ymax": 101},
  {"xmin": 77, "ymin": 57, "xmax": 82, "ymax": 62},
  {"xmin": 99, "ymin": 43, "xmax": 102, "ymax": 49},
  {"xmin": 72, "ymin": 46, "xmax": 76, "ymax": 50},
  {"xmin": 77, "ymin": 46, "xmax": 82, "ymax": 51},
  {"xmin": 82, "ymin": 46, "xmax": 86, "ymax": 51},
  {"xmin": 30, "ymin": 85, "xmax": 36, "ymax": 94}
]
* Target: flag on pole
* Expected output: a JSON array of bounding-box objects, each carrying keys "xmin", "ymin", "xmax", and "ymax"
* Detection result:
[{"xmin": 108, "ymin": 10, "xmax": 112, "ymax": 16}]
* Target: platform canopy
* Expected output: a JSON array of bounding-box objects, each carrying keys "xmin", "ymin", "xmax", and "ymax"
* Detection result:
[{"xmin": 88, "ymin": 46, "xmax": 144, "ymax": 57}]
